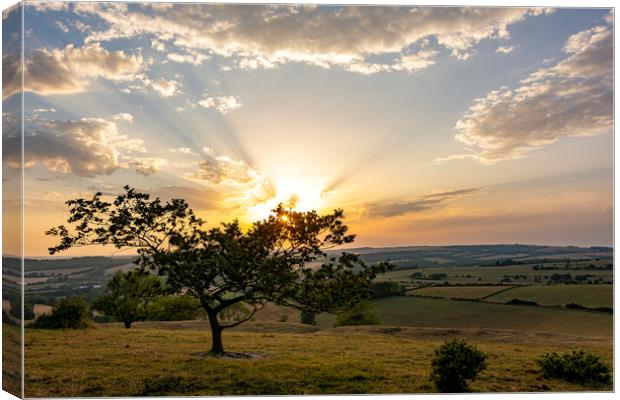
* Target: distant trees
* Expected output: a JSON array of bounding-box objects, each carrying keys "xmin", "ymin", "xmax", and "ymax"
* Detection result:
[
  {"xmin": 370, "ymin": 281, "xmax": 406, "ymax": 298},
  {"xmin": 47, "ymin": 186, "xmax": 392, "ymax": 354},
  {"xmin": 30, "ymin": 297, "xmax": 91, "ymax": 329},
  {"xmin": 93, "ymin": 270, "xmax": 163, "ymax": 328}
]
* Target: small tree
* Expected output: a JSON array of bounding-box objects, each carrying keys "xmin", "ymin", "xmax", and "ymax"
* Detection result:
[
  {"xmin": 47, "ymin": 186, "xmax": 392, "ymax": 354},
  {"xmin": 93, "ymin": 269, "xmax": 163, "ymax": 328},
  {"xmin": 29, "ymin": 297, "xmax": 91, "ymax": 329},
  {"xmin": 431, "ymin": 339, "xmax": 487, "ymax": 392}
]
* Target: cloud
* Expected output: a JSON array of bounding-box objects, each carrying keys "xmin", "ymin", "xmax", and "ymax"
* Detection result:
[
  {"xmin": 190, "ymin": 154, "xmax": 261, "ymax": 186},
  {"xmin": 169, "ymin": 147, "xmax": 197, "ymax": 155},
  {"xmin": 198, "ymin": 93, "xmax": 242, "ymax": 113},
  {"xmin": 364, "ymin": 187, "xmax": 480, "ymax": 218},
  {"xmin": 2, "ymin": 117, "xmax": 161, "ymax": 177},
  {"xmin": 73, "ymin": 4, "xmax": 551, "ymax": 74},
  {"xmin": 27, "ymin": 2, "xmax": 69, "ymax": 12},
  {"xmin": 166, "ymin": 51, "xmax": 208, "ymax": 65},
  {"xmin": 438, "ymin": 22, "xmax": 612, "ymax": 164},
  {"xmin": 149, "ymin": 77, "xmax": 180, "ymax": 97},
  {"xmin": 3, "ymin": 43, "xmax": 146, "ymax": 98},
  {"xmin": 128, "ymin": 157, "xmax": 168, "ymax": 176},
  {"xmin": 55, "ymin": 21, "xmax": 69, "ymax": 33},
  {"xmin": 112, "ymin": 113, "xmax": 133, "ymax": 122},
  {"xmin": 495, "ymin": 45, "xmax": 514, "ymax": 53}
]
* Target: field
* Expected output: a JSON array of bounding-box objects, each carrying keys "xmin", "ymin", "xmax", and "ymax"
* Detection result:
[
  {"xmin": 378, "ymin": 264, "xmax": 613, "ymax": 286},
  {"xmin": 409, "ymin": 285, "xmax": 507, "ymax": 299},
  {"xmin": 486, "ymin": 285, "xmax": 613, "ymax": 308},
  {"xmin": 24, "ymin": 323, "xmax": 612, "ymax": 397},
  {"xmin": 14, "ymin": 246, "xmax": 614, "ymax": 395}
]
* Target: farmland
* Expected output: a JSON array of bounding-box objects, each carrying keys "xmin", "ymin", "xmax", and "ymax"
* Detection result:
[{"xmin": 10, "ymin": 244, "xmax": 614, "ymax": 395}]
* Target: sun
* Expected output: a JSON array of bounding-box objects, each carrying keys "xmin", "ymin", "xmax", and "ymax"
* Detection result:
[{"xmin": 247, "ymin": 177, "xmax": 325, "ymax": 221}]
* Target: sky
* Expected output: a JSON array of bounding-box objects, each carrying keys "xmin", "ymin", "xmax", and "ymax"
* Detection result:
[{"xmin": 1, "ymin": 3, "xmax": 614, "ymax": 257}]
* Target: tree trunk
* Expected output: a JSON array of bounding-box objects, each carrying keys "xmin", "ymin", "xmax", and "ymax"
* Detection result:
[
  {"xmin": 124, "ymin": 321, "xmax": 132, "ymax": 329},
  {"xmin": 206, "ymin": 309, "xmax": 224, "ymax": 354}
]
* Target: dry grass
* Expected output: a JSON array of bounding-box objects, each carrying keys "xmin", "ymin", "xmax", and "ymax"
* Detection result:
[{"xmin": 24, "ymin": 322, "xmax": 612, "ymax": 397}]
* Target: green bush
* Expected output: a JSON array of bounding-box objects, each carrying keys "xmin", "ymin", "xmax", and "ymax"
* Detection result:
[
  {"xmin": 431, "ymin": 339, "xmax": 487, "ymax": 392},
  {"xmin": 537, "ymin": 350, "xmax": 611, "ymax": 385},
  {"xmin": 29, "ymin": 297, "xmax": 92, "ymax": 329},
  {"xmin": 147, "ymin": 295, "xmax": 202, "ymax": 321},
  {"xmin": 334, "ymin": 301, "xmax": 379, "ymax": 327}
]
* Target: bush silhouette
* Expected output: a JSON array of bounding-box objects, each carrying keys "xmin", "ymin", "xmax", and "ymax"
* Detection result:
[
  {"xmin": 537, "ymin": 350, "xmax": 611, "ymax": 385},
  {"xmin": 29, "ymin": 297, "xmax": 91, "ymax": 329},
  {"xmin": 431, "ymin": 339, "xmax": 487, "ymax": 392}
]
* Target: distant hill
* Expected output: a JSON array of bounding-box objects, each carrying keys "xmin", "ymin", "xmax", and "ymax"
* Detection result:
[{"xmin": 334, "ymin": 244, "xmax": 613, "ymax": 269}]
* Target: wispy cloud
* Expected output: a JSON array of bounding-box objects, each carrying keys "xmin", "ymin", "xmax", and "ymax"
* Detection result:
[{"xmin": 363, "ymin": 187, "xmax": 481, "ymax": 218}]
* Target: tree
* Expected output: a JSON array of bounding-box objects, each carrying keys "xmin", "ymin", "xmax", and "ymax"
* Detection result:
[
  {"xmin": 47, "ymin": 186, "xmax": 392, "ymax": 354},
  {"xmin": 93, "ymin": 269, "xmax": 163, "ymax": 328}
]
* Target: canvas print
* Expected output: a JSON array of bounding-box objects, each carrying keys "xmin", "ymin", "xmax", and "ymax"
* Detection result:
[{"xmin": 2, "ymin": 1, "xmax": 614, "ymax": 397}]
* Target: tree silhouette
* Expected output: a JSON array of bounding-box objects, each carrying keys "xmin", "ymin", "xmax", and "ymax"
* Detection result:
[{"xmin": 47, "ymin": 186, "xmax": 392, "ymax": 355}]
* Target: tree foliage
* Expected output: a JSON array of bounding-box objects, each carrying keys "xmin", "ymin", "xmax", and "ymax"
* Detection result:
[
  {"xmin": 29, "ymin": 297, "xmax": 92, "ymax": 329},
  {"xmin": 147, "ymin": 295, "xmax": 202, "ymax": 322},
  {"xmin": 93, "ymin": 269, "xmax": 163, "ymax": 328},
  {"xmin": 48, "ymin": 186, "xmax": 393, "ymax": 353}
]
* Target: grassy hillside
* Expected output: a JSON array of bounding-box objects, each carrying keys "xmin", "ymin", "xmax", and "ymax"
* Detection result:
[
  {"xmin": 485, "ymin": 285, "xmax": 613, "ymax": 308},
  {"xmin": 24, "ymin": 324, "xmax": 612, "ymax": 397}
]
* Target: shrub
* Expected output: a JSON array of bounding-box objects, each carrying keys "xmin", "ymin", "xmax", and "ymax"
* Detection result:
[
  {"xmin": 29, "ymin": 297, "xmax": 92, "ymax": 329},
  {"xmin": 334, "ymin": 301, "xmax": 379, "ymax": 327},
  {"xmin": 147, "ymin": 295, "xmax": 202, "ymax": 321},
  {"xmin": 536, "ymin": 350, "xmax": 611, "ymax": 385},
  {"xmin": 300, "ymin": 311, "xmax": 316, "ymax": 325},
  {"xmin": 430, "ymin": 339, "xmax": 487, "ymax": 392},
  {"xmin": 278, "ymin": 315, "xmax": 289, "ymax": 322}
]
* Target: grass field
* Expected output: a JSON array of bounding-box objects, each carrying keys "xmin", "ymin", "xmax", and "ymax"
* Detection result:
[
  {"xmin": 315, "ymin": 297, "xmax": 613, "ymax": 338},
  {"xmin": 485, "ymin": 285, "xmax": 613, "ymax": 308},
  {"xmin": 24, "ymin": 323, "xmax": 612, "ymax": 397},
  {"xmin": 378, "ymin": 265, "xmax": 613, "ymax": 286},
  {"xmin": 409, "ymin": 285, "xmax": 508, "ymax": 299}
]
